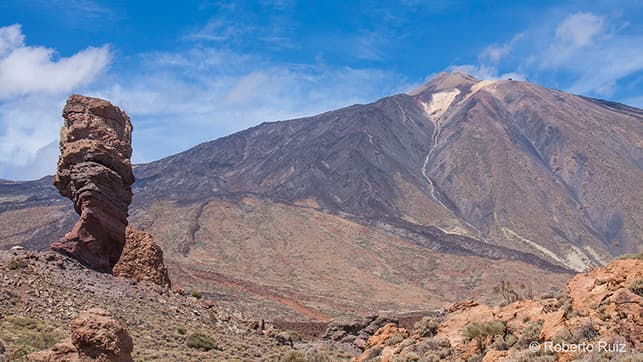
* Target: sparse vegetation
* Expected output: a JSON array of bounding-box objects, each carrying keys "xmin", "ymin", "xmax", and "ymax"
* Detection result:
[
  {"xmin": 280, "ymin": 350, "xmax": 307, "ymax": 362},
  {"xmin": 463, "ymin": 320, "xmax": 506, "ymax": 352},
  {"xmin": 492, "ymin": 333, "xmax": 518, "ymax": 350},
  {"xmin": 7, "ymin": 258, "xmax": 28, "ymax": 270},
  {"xmin": 552, "ymin": 327, "xmax": 572, "ymax": 345},
  {"xmin": 493, "ymin": 280, "xmax": 533, "ymax": 305},
  {"xmin": 186, "ymin": 332, "xmax": 217, "ymax": 351},
  {"xmin": 572, "ymin": 321, "xmax": 597, "ymax": 342},
  {"xmin": 190, "ymin": 290, "xmax": 202, "ymax": 299},
  {"xmin": 628, "ymin": 279, "xmax": 643, "ymax": 297},
  {"xmin": 540, "ymin": 287, "xmax": 564, "ymax": 300},
  {"xmin": 0, "ymin": 317, "xmax": 65, "ymax": 360},
  {"xmin": 385, "ymin": 333, "xmax": 406, "ymax": 346},
  {"xmin": 413, "ymin": 316, "xmax": 440, "ymax": 338},
  {"xmin": 519, "ymin": 321, "xmax": 543, "ymax": 347},
  {"xmin": 392, "ymin": 352, "xmax": 420, "ymax": 362},
  {"xmin": 614, "ymin": 253, "xmax": 643, "ymax": 261},
  {"xmin": 304, "ymin": 348, "xmax": 333, "ymax": 362}
]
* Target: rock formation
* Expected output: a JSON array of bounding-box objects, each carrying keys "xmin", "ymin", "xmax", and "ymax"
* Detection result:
[
  {"xmin": 113, "ymin": 227, "xmax": 171, "ymax": 288},
  {"xmin": 51, "ymin": 95, "xmax": 134, "ymax": 273},
  {"xmin": 354, "ymin": 257, "xmax": 643, "ymax": 361},
  {"xmin": 29, "ymin": 308, "xmax": 133, "ymax": 362}
]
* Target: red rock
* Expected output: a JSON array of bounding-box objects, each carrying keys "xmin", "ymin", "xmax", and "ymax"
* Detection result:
[
  {"xmin": 28, "ymin": 308, "xmax": 133, "ymax": 362},
  {"xmin": 113, "ymin": 227, "xmax": 171, "ymax": 288},
  {"xmin": 51, "ymin": 95, "xmax": 134, "ymax": 273}
]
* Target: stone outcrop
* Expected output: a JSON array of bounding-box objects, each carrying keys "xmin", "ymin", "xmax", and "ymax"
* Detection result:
[
  {"xmin": 323, "ymin": 315, "xmax": 399, "ymax": 351},
  {"xmin": 113, "ymin": 227, "xmax": 171, "ymax": 288},
  {"xmin": 353, "ymin": 257, "xmax": 643, "ymax": 362},
  {"xmin": 28, "ymin": 308, "xmax": 133, "ymax": 362},
  {"xmin": 51, "ymin": 95, "xmax": 134, "ymax": 273}
]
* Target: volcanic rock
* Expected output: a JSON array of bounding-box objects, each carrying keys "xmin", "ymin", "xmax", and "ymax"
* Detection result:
[
  {"xmin": 28, "ymin": 308, "xmax": 133, "ymax": 362},
  {"xmin": 51, "ymin": 95, "xmax": 134, "ymax": 273},
  {"xmin": 113, "ymin": 227, "xmax": 171, "ymax": 288}
]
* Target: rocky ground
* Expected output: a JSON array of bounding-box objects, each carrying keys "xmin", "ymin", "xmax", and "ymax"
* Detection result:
[
  {"xmin": 352, "ymin": 255, "xmax": 643, "ymax": 362},
  {"xmin": 2, "ymin": 248, "xmax": 641, "ymax": 361},
  {"xmin": 0, "ymin": 249, "xmax": 352, "ymax": 361}
]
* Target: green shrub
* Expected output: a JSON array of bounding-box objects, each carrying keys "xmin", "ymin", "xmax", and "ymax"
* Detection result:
[
  {"xmin": 385, "ymin": 333, "xmax": 406, "ymax": 346},
  {"xmin": 0, "ymin": 317, "xmax": 64, "ymax": 360},
  {"xmin": 7, "ymin": 258, "xmax": 28, "ymax": 270},
  {"xmin": 176, "ymin": 327, "xmax": 186, "ymax": 335},
  {"xmin": 392, "ymin": 352, "xmax": 420, "ymax": 362},
  {"xmin": 280, "ymin": 350, "xmax": 307, "ymax": 362},
  {"xmin": 414, "ymin": 317, "xmax": 440, "ymax": 338},
  {"xmin": 467, "ymin": 354, "xmax": 483, "ymax": 362},
  {"xmin": 552, "ymin": 327, "xmax": 572, "ymax": 345},
  {"xmin": 572, "ymin": 321, "xmax": 597, "ymax": 343},
  {"xmin": 305, "ymin": 348, "xmax": 333, "ymax": 362},
  {"xmin": 614, "ymin": 253, "xmax": 643, "ymax": 261},
  {"xmin": 492, "ymin": 333, "xmax": 517, "ymax": 350},
  {"xmin": 519, "ymin": 321, "xmax": 543, "ymax": 347},
  {"xmin": 463, "ymin": 320, "xmax": 506, "ymax": 352},
  {"xmin": 628, "ymin": 279, "xmax": 643, "ymax": 297},
  {"xmin": 186, "ymin": 332, "xmax": 216, "ymax": 351},
  {"xmin": 191, "ymin": 290, "xmax": 202, "ymax": 299}
]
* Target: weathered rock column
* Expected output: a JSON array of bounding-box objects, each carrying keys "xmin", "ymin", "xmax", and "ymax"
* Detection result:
[{"xmin": 51, "ymin": 95, "xmax": 134, "ymax": 273}]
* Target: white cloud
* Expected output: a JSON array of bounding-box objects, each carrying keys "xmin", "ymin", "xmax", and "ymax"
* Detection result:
[
  {"xmin": 185, "ymin": 18, "xmax": 245, "ymax": 42},
  {"xmin": 555, "ymin": 12, "xmax": 604, "ymax": 48},
  {"xmin": 0, "ymin": 95, "xmax": 64, "ymax": 180},
  {"xmin": 0, "ymin": 25, "xmax": 110, "ymax": 99},
  {"xmin": 0, "ymin": 24, "xmax": 24, "ymax": 56},
  {"xmin": 480, "ymin": 33, "xmax": 524, "ymax": 63},
  {"xmin": 449, "ymin": 11, "xmax": 643, "ymax": 100},
  {"xmin": 448, "ymin": 64, "xmax": 526, "ymax": 82},
  {"xmin": 0, "ymin": 24, "xmax": 110, "ymax": 179}
]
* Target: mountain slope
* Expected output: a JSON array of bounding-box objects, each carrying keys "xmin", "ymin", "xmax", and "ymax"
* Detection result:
[
  {"xmin": 1, "ymin": 72, "xmax": 641, "ymax": 319},
  {"xmin": 132, "ymin": 72, "xmax": 642, "ymax": 270}
]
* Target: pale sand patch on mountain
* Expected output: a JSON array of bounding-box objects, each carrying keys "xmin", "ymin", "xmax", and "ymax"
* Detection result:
[
  {"xmin": 421, "ymin": 89, "xmax": 461, "ymax": 120},
  {"xmin": 470, "ymin": 79, "xmax": 499, "ymax": 94},
  {"xmin": 501, "ymin": 227, "xmax": 571, "ymax": 269}
]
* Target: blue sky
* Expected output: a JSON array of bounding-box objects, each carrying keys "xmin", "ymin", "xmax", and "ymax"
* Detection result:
[{"xmin": 0, "ymin": 0, "xmax": 642, "ymax": 180}]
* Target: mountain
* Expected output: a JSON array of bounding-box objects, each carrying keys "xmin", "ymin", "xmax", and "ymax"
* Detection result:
[{"xmin": 1, "ymin": 72, "xmax": 641, "ymax": 320}]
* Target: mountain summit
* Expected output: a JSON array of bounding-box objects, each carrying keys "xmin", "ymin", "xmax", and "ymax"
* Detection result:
[{"xmin": 1, "ymin": 73, "xmax": 641, "ymax": 318}]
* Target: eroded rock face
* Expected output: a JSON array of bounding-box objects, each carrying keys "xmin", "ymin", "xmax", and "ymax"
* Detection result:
[
  {"xmin": 28, "ymin": 308, "xmax": 133, "ymax": 362},
  {"xmin": 113, "ymin": 227, "xmax": 171, "ymax": 288},
  {"xmin": 51, "ymin": 95, "xmax": 134, "ymax": 273}
]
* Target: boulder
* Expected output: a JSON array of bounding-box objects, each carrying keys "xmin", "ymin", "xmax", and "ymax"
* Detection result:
[
  {"xmin": 51, "ymin": 95, "xmax": 134, "ymax": 273},
  {"xmin": 113, "ymin": 227, "xmax": 171, "ymax": 288},
  {"xmin": 28, "ymin": 308, "xmax": 133, "ymax": 362}
]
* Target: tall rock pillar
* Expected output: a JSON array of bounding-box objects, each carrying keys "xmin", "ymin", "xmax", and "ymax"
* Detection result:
[{"xmin": 51, "ymin": 95, "xmax": 134, "ymax": 272}]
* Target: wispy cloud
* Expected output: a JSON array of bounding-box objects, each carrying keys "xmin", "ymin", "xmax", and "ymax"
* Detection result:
[
  {"xmin": 479, "ymin": 33, "xmax": 524, "ymax": 64},
  {"xmin": 0, "ymin": 24, "xmax": 410, "ymax": 180},
  {"xmin": 49, "ymin": 0, "xmax": 115, "ymax": 18},
  {"xmin": 93, "ymin": 48, "xmax": 408, "ymax": 164},
  {"xmin": 187, "ymin": 1, "xmax": 296, "ymax": 49},
  {"xmin": 185, "ymin": 18, "xmax": 249, "ymax": 42},
  {"xmin": 554, "ymin": 12, "xmax": 604, "ymax": 48},
  {"xmin": 450, "ymin": 10, "xmax": 643, "ymax": 100}
]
